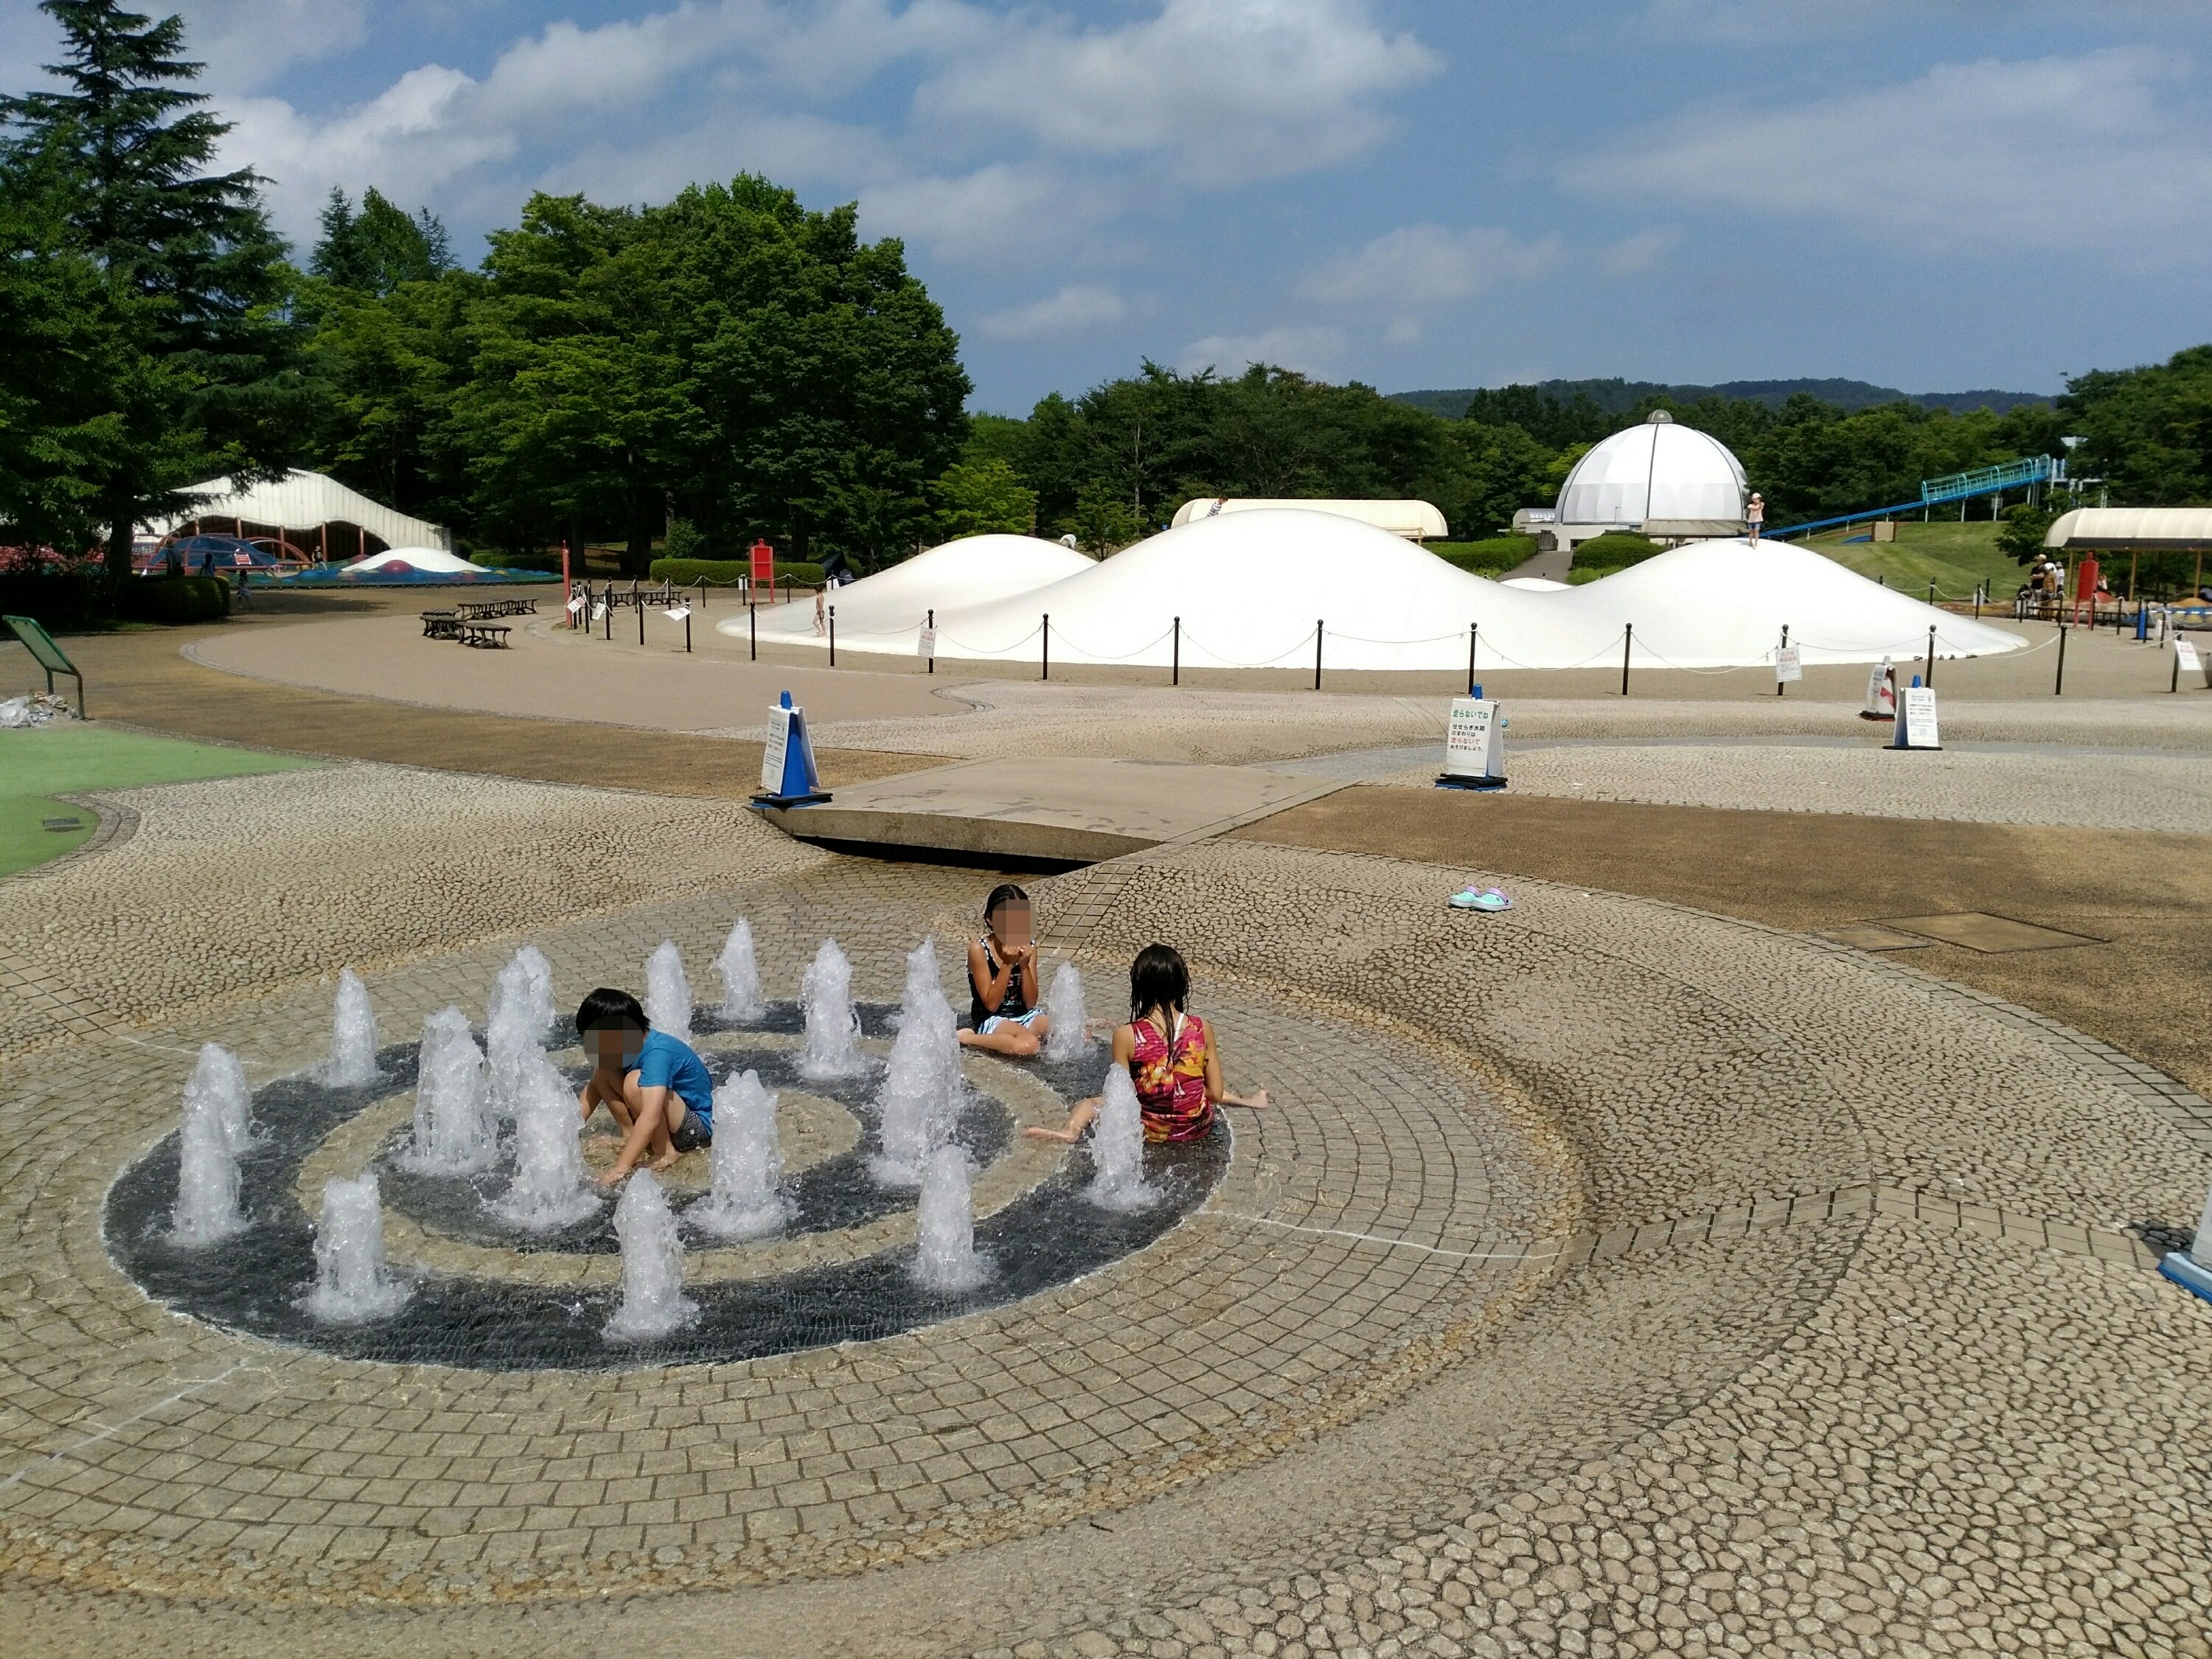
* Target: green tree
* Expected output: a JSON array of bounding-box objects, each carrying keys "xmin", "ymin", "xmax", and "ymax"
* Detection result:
[
  {"xmin": 1996, "ymin": 501, "xmax": 2057, "ymax": 566},
  {"xmin": 0, "ymin": 0, "xmax": 301, "ymax": 583},
  {"xmin": 930, "ymin": 458, "xmax": 1035, "ymax": 540},
  {"xmin": 310, "ymin": 185, "xmax": 452, "ymax": 296},
  {"xmin": 2061, "ymin": 345, "xmax": 2212, "ymax": 505}
]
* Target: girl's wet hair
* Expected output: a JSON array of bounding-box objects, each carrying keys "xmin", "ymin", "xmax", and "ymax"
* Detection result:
[
  {"xmin": 983, "ymin": 882, "xmax": 1029, "ymax": 920},
  {"xmin": 1128, "ymin": 944, "xmax": 1189, "ymax": 1020}
]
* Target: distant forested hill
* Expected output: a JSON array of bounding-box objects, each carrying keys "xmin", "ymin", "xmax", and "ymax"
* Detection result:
[{"xmin": 1392, "ymin": 378, "xmax": 2048, "ymax": 420}]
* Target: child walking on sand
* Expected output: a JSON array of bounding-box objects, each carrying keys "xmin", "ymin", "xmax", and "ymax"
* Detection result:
[
  {"xmin": 1025, "ymin": 944, "xmax": 1267, "ymax": 1144},
  {"xmin": 959, "ymin": 883, "xmax": 1051, "ymax": 1057}
]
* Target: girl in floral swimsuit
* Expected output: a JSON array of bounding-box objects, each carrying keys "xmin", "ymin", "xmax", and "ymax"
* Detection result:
[{"xmin": 1025, "ymin": 944, "xmax": 1269, "ymax": 1144}]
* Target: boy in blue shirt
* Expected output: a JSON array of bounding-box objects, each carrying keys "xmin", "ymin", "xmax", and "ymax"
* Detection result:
[{"xmin": 574, "ymin": 987, "xmax": 715, "ymax": 1187}]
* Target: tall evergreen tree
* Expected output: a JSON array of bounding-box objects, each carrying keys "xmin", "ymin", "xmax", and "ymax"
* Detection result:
[
  {"xmin": 0, "ymin": 0, "xmax": 300, "ymax": 581},
  {"xmin": 311, "ymin": 184, "xmax": 452, "ymax": 296}
]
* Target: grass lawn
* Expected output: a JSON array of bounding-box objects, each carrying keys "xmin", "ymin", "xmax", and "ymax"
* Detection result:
[
  {"xmin": 1798, "ymin": 519, "xmax": 2027, "ymax": 601},
  {"xmin": 0, "ymin": 724, "xmax": 316, "ymax": 877}
]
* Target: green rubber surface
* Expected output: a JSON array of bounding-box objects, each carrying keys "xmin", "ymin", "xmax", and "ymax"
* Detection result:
[{"xmin": 0, "ymin": 725, "xmax": 316, "ymax": 877}]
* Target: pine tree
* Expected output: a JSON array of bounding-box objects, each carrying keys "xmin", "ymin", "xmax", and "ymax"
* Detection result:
[{"xmin": 0, "ymin": 0, "xmax": 300, "ymax": 582}]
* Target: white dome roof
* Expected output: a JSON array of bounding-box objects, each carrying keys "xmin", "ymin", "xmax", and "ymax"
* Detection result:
[
  {"xmin": 1558, "ymin": 411, "xmax": 1746, "ymax": 531},
  {"xmin": 725, "ymin": 533, "xmax": 1091, "ymax": 650}
]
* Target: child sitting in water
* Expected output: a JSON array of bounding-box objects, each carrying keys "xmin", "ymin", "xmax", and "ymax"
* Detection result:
[
  {"xmin": 574, "ymin": 987, "xmax": 715, "ymax": 1187},
  {"xmin": 959, "ymin": 883, "xmax": 1053, "ymax": 1057},
  {"xmin": 1024, "ymin": 944, "xmax": 1268, "ymax": 1144}
]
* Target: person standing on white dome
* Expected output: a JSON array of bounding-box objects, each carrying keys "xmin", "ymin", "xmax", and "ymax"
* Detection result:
[{"xmin": 1747, "ymin": 493, "xmax": 1764, "ymax": 545}]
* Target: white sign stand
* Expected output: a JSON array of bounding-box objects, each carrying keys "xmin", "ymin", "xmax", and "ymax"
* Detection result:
[
  {"xmin": 663, "ymin": 604, "xmax": 691, "ymax": 623},
  {"xmin": 1437, "ymin": 696, "xmax": 1507, "ymax": 790},
  {"xmin": 1891, "ymin": 684, "xmax": 1941, "ymax": 751},
  {"xmin": 1775, "ymin": 645, "xmax": 1802, "ymax": 686},
  {"xmin": 2178, "ymin": 638, "xmax": 2202, "ymax": 678},
  {"xmin": 917, "ymin": 625, "xmax": 936, "ymax": 660}
]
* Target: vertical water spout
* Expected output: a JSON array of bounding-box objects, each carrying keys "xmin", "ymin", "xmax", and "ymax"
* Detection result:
[
  {"xmin": 714, "ymin": 918, "xmax": 766, "ymax": 1023},
  {"xmin": 318, "ymin": 969, "xmax": 380, "ymax": 1088},
  {"xmin": 1041, "ymin": 963, "xmax": 1091, "ymax": 1064},
  {"xmin": 644, "ymin": 941, "xmax": 693, "ymax": 1042},
  {"xmin": 911, "ymin": 1146, "xmax": 988, "ymax": 1293},
  {"xmin": 491, "ymin": 1051, "xmax": 602, "ymax": 1231},
  {"xmin": 603, "ymin": 1172, "xmax": 699, "ymax": 1341},
  {"xmin": 872, "ymin": 938, "xmax": 961, "ymax": 1186},
  {"xmin": 798, "ymin": 939, "xmax": 866, "ymax": 1079},
  {"xmin": 689, "ymin": 1069, "xmax": 787, "ymax": 1239},
  {"xmin": 486, "ymin": 947, "xmax": 553, "ymax": 1118},
  {"xmin": 1087, "ymin": 1066, "xmax": 1158, "ymax": 1211},
  {"xmin": 302, "ymin": 1173, "xmax": 412, "ymax": 1322},
  {"xmin": 399, "ymin": 1007, "xmax": 496, "ymax": 1175},
  {"xmin": 171, "ymin": 1046, "xmax": 248, "ymax": 1245}
]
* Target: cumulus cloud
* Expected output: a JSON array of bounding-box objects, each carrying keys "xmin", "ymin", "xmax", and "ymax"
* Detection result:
[
  {"xmin": 978, "ymin": 283, "xmax": 1131, "ymax": 341},
  {"xmin": 917, "ymin": 0, "xmax": 1439, "ymax": 186},
  {"xmin": 1561, "ymin": 48, "xmax": 2212, "ymax": 261},
  {"xmin": 1178, "ymin": 324, "xmax": 1345, "ymax": 377},
  {"xmin": 1302, "ymin": 223, "xmax": 1561, "ymax": 307}
]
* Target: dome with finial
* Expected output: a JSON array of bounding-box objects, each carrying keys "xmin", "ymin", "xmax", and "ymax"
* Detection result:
[{"xmin": 1557, "ymin": 411, "xmax": 1746, "ymax": 538}]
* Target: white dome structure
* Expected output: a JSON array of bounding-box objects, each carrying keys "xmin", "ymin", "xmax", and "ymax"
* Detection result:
[
  {"xmin": 726, "ymin": 534, "xmax": 1091, "ymax": 649},
  {"xmin": 1557, "ymin": 411, "xmax": 1747, "ymax": 542},
  {"xmin": 341, "ymin": 546, "xmax": 495, "ymax": 575},
  {"xmin": 747, "ymin": 509, "xmax": 2021, "ymax": 671}
]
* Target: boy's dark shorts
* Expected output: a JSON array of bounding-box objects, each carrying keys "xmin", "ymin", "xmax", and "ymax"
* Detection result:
[{"xmin": 672, "ymin": 1114, "xmax": 712, "ymax": 1153}]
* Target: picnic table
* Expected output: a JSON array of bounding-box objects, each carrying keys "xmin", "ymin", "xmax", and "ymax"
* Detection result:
[
  {"xmin": 458, "ymin": 622, "xmax": 511, "ymax": 648},
  {"xmin": 421, "ymin": 611, "xmax": 460, "ymax": 640},
  {"xmin": 456, "ymin": 598, "xmax": 535, "ymax": 621}
]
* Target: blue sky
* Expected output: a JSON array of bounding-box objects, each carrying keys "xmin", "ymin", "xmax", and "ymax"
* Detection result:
[{"xmin": 7, "ymin": 1, "xmax": 2210, "ymax": 413}]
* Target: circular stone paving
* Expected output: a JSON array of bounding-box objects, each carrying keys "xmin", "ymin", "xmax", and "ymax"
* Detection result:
[{"xmin": 102, "ymin": 1004, "xmax": 1228, "ymax": 1371}]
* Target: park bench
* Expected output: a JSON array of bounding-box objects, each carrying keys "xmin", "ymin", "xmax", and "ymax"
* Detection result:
[
  {"xmin": 459, "ymin": 622, "xmax": 511, "ymax": 649},
  {"xmin": 4, "ymin": 614, "xmax": 86, "ymax": 714},
  {"xmin": 456, "ymin": 598, "xmax": 536, "ymax": 621},
  {"xmin": 421, "ymin": 611, "xmax": 460, "ymax": 639}
]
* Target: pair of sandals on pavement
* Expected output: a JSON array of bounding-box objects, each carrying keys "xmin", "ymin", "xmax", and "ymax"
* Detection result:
[{"xmin": 1447, "ymin": 884, "xmax": 1511, "ymax": 912}]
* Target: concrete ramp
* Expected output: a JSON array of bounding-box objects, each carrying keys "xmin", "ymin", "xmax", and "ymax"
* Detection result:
[{"xmin": 757, "ymin": 757, "xmax": 1346, "ymax": 866}]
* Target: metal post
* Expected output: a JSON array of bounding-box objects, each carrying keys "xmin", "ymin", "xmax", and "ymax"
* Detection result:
[
  {"xmin": 829, "ymin": 604, "xmax": 836, "ymax": 667},
  {"xmin": 1924, "ymin": 625, "xmax": 1935, "ymax": 687},
  {"xmin": 1777, "ymin": 624, "xmax": 1789, "ymax": 696},
  {"xmin": 1467, "ymin": 623, "xmax": 1478, "ymax": 696},
  {"xmin": 1172, "ymin": 616, "xmax": 1180, "ymax": 686},
  {"xmin": 2054, "ymin": 622, "xmax": 2067, "ymax": 696},
  {"xmin": 603, "ymin": 591, "xmax": 611, "ymax": 640},
  {"xmin": 927, "ymin": 608, "xmax": 934, "ymax": 675},
  {"xmin": 638, "ymin": 595, "xmax": 645, "ymax": 646},
  {"xmin": 1314, "ymin": 620, "xmax": 1323, "ymax": 691},
  {"xmin": 1621, "ymin": 625, "xmax": 1632, "ymax": 696},
  {"xmin": 1927, "ymin": 580, "xmax": 1935, "ymax": 606},
  {"xmin": 684, "ymin": 611, "xmax": 692, "ymax": 654},
  {"xmin": 2173, "ymin": 645, "xmax": 2182, "ymax": 694},
  {"xmin": 748, "ymin": 602, "xmax": 757, "ymax": 661},
  {"xmin": 1974, "ymin": 586, "xmax": 1982, "ymax": 621},
  {"xmin": 1042, "ymin": 613, "xmax": 1049, "ymax": 681}
]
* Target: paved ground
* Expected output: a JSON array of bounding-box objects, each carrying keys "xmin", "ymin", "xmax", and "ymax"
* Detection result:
[{"xmin": 5, "ymin": 603, "xmax": 2212, "ymax": 1657}]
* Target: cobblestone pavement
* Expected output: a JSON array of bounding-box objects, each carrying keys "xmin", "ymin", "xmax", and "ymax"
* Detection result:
[
  {"xmin": 1264, "ymin": 740, "xmax": 2212, "ymax": 832},
  {"xmin": 7, "ymin": 768, "xmax": 2212, "ymax": 1657}
]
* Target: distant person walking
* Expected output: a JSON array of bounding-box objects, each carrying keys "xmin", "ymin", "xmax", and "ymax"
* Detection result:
[{"xmin": 1746, "ymin": 493, "xmax": 1764, "ymax": 546}]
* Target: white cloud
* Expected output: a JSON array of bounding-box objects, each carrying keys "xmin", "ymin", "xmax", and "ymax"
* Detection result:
[
  {"xmin": 1562, "ymin": 48, "xmax": 2212, "ymax": 260},
  {"xmin": 1301, "ymin": 223, "xmax": 1562, "ymax": 308},
  {"xmin": 1179, "ymin": 324, "xmax": 1345, "ymax": 377},
  {"xmin": 978, "ymin": 283, "xmax": 1130, "ymax": 341},
  {"xmin": 919, "ymin": 0, "xmax": 1439, "ymax": 186},
  {"xmin": 1599, "ymin": 226, "xmax": 1680, "ymax": 275},
  {"xmin": 863, "ymin": 162, "xmax": 1121, "ymax": 263},
  {"xmin": 172, "ymin": 1, "xmax": 369, "ymax": 90}
]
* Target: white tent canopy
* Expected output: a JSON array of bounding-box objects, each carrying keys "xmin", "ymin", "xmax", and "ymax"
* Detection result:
[
  {"xmin": 145, "ymin": 469, "xmax": 452, "ymax": 552},
  {"xmin": 735, "ymin": 508, "xmax": 2023, "ymax": 671},
  {"xmin": 2045, "ymin": 507, "xmax": 2212, "ymax": 549},
  {"xmin": 343, "ymin": 547, "xmax": 496, "ymax": 575},
  {"xmin": 1170, "ymin": 498, "xmax": 1448, "ymax": 540}
]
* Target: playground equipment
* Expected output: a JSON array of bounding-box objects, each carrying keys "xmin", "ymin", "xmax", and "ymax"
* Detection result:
[{"xmin": 1765, "ymin": 455, "xmax": 2055, "ymax": 542}]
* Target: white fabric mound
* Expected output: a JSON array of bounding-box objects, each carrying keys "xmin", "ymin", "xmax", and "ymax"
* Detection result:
[
  {"xmin": 342, "ymin": 546, "xmax": 496, "ymax": 575},
  {"xmin": 1502, "ymin": 577, "xmax": 1570, "ymax": 591},
  {"xmin": 724, "ymin": 509, "xmax": 2024, "ymax": 670},
  {"xmin": 723, "ymin": 534, "xmax": 1092, "ymax": 650}
]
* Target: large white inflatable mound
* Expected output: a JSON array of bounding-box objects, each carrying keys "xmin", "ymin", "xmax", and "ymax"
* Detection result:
[
  {"xmin": 343, "ymin": 546, "xmax": 495, "ymax": 575},
  {"xmin": 732, "ymin": 509, "xmax": 2024, "ymax": 671},
  {"xmin": 723, "ymin": 533, "xmax": 1092, "ymax": 649}
]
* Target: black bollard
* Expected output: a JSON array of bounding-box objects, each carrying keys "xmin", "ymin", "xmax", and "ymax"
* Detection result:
[
  {"xmin": 1314, "ymin": 620, "xmax": 1324, "ymax": 690},
  {"xmin": 829, "ymin": 604, "xmax": 836, "ymax": 667},
  {"xmin": 1924, "ymin": 625, "xmax": 1935, "ymax": 688},
  {"xmin": 748, "ymin": 602, "xmax": 757, "ymax": 661},
  {"xmin": 927, "ymin": 608, "xmax": 934, "ymax": 675},
  {"xmin": 1467, "ymin": 623, "xmax": 1478, "ymax": 697},
  {"xmin": 684, "ymin": 609, "xmax": 692, "ymax": 653},
  {"xmin": 1621, "ymin": 624, "xmax": 1632, "ymax": 696},
  {"xmin": 2055, "ymin": 622, "xmax": 2067, "ymax": 695},
  {"xmin": 1042, "ymin": 613, "xmax": 1049, "ymax": 681},
  {"xmin": 1172, "ymin": 616, "xmax": 1180, "ymax": 686},
  {"xmin": 1778, "ymin": 624, "xmax": 1790, "ymax": 697}
]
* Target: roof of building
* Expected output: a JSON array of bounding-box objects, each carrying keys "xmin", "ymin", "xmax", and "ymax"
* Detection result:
[
  {"xmin": 145, "ymin": 469, "xmax": 452, "ymax": 552},
  {"xmin": 2044, "ymin": 507, "xmax": 2212, "ymax": 549}
]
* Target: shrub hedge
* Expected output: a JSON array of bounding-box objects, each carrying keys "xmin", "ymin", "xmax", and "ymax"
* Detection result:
[
  {"xmin": 650, "ymin": 557, "xmax": 826, "ymax": 587},
  {"xmin": 1568, "ymin": 532, "xmax": 1663, "ymax": 572},
  {"xmin": 119, "ymin": 576, "xmax": 232, "ymax": 625},
  {"xmin": 473, "ymin": 550, "xmax": 563, "ymax": 573},
  {"xmin": 1427, "ymin": 535, "xmax": 1537, "ymax": 575}
]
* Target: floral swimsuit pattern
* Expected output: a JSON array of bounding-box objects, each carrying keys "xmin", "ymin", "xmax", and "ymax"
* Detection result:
[{"xmin": 1128, "ymin": 1012, "xmax": 1212, "ymax": 1142}]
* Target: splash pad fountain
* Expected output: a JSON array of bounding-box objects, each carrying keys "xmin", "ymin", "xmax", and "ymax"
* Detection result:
[
  {"xmin": 644, "ymin": 941, "xmax": 693, "ymax": 1042},
  {"xmin": 107, "ymin": 930, "xmax": 1228, "ymax": 1371},
  {"xmin": 317, "ymin": 970, "xmax": 380, "ymax": 1087}
]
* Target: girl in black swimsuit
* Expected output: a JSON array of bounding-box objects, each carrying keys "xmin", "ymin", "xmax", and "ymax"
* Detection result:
[{"xmin": 958, "ymin": 883, "xmax": 1051, "ymax": 1058}]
